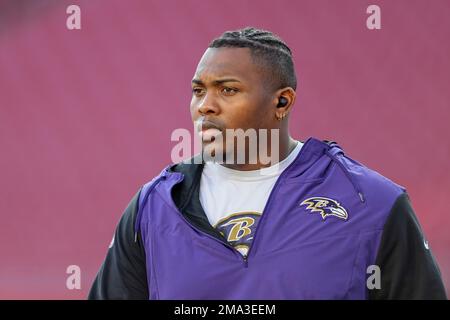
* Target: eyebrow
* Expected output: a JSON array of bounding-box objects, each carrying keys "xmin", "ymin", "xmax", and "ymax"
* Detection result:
[{"xmin": 191, "ymin": 78, "xmax": 242, "ymax": 86}]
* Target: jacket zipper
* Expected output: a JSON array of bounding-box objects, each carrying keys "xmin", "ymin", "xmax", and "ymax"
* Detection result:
[
  {"xmin": 243, "ymin": 140, "xmax": 310, "ymax": 263},
  {"xmin": 242, "ymin": 170, "xmax": 283, "ymax": 263}
]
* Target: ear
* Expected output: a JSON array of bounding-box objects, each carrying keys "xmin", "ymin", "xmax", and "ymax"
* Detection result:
[{"xmin": 274, "ymin": 87, "xmax": 296, "ymax": 115}]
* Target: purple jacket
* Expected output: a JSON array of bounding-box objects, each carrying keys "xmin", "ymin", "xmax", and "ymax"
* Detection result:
[{"xmin": 88, "ymin": 138, "xmax": 447, "ymax": 299}]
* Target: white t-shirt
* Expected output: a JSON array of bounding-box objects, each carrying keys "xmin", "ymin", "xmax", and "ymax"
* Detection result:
[{"xmin": 199, "ymin": 141, "xmax": 303, "ymax": 257}]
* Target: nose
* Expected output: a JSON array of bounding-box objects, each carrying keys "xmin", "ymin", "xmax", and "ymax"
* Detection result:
[{"xmin": 196, "ymin": 92, "xmax": 219, "ymax": 116}]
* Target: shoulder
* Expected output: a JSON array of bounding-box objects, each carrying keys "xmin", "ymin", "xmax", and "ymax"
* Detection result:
[
  {"xmin": 340, "ymin": 152, "xmax": 405, "ymax": 199},
  {"xmin": 329, "ymin": 149, "xmax": 407, "ymax": 230}
]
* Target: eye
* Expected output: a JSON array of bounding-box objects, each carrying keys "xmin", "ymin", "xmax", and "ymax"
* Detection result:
[
  {"xmin": 192, "ymin": 87, "xmax": 205, "ymax": 97},
  {"xmin": 221, "ymin": 87, "xmax": 238, "ymax": 96}
]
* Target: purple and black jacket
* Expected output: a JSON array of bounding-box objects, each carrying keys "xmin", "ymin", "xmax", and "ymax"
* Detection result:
[{"xmin": 88, "ymin": 138, "xmax": 447, "ymax": 299}]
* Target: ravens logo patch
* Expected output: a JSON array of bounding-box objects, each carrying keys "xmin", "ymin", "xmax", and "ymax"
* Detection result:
[{"xmin": 300, "ymin": 197, "xmax": 348, "ymax": 221}]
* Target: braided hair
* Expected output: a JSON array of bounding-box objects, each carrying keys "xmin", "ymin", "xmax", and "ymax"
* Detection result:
[{"xmin": 208, "ymin": 27, "xmax": 297, "ymax": 91}]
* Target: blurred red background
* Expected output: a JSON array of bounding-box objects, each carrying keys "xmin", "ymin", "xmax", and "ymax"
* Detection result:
[{"xmin": 0, "ymin": 0, "xmax": 449, "ymax": 299}]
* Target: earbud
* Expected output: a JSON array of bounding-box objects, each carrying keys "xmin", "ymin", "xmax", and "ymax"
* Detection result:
[{"xmin": 277, "ymin": 96, "xmax": 288, "ymax": 108}]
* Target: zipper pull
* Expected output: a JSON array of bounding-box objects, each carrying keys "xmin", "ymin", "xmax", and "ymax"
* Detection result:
[{"xmin": 243, "ymin": 255, "xmax": 249, "ymax": 268}]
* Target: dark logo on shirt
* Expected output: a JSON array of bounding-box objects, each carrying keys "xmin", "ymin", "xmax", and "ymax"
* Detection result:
[{"xmin": 300, "ymin": 197, "xmax": 348, "ymax": 221}]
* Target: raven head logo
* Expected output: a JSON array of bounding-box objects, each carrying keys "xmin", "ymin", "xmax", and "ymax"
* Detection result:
[{"xmin": 300, "ymin": 197, "xmax": 348, "ymax": 221}]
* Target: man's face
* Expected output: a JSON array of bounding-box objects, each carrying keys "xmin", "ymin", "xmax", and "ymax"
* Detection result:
[{"xmin": 190, "ymin": 47, "xmax": 277, "ymax": 162}]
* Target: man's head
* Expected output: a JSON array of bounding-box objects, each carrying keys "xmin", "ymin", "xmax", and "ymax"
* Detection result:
[{"xmin": 190, "ymin": 27, "xmax": 297, "ymax": 167}]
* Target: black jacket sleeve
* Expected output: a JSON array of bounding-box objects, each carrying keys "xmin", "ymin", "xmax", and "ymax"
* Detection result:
[
  {"xmin": 88, "ymin": 189, "xmax": 149, "ymax": 299},
  {"xmin": 369, "ymin": 192, "xmax": 447, "ymax": 299}
]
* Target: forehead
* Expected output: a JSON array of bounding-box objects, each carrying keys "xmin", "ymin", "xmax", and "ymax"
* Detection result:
[{"xmin": 193, "ymin": 47, "xmax": 264, "ymax": 83}]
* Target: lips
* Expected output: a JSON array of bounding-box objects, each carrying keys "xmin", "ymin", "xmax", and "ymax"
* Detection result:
[{"xmin": 201, "ymin": 120, "xmax": 222, "ymax": 131}]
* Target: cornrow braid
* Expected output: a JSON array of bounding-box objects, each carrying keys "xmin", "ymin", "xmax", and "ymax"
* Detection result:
[{"xmin": 208, "ymin": 27, "xmax": 297, "ymax": 90}]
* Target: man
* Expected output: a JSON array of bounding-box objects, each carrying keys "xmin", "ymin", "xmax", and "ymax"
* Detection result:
[{"xmin": 88, "ymin": 27, "xmax": 447, "ymax": 299}]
